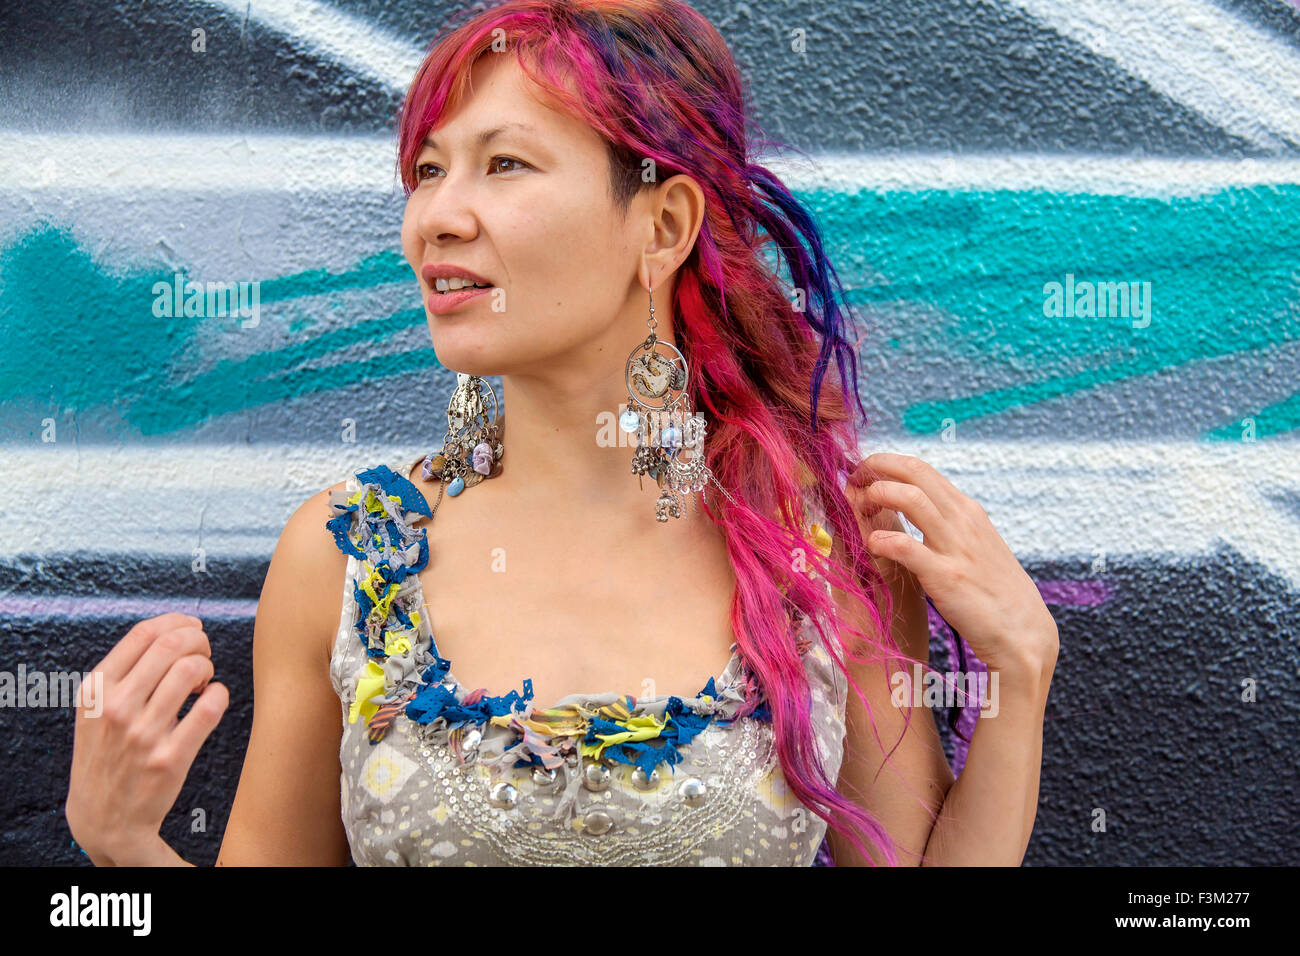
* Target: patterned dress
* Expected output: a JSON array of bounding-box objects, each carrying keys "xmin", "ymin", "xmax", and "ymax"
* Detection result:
[{"xmin": 326, "ymin": 458, "xmax": 848, "ymax": 865}]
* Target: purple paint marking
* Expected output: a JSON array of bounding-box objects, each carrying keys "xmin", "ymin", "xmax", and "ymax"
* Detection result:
[
  {"xmin": 1037, "ymin": 579, "xmax": 1115, "ymax": 607},
  {"xmin": 0, "ymin": 595, "xmax": 258, "ymax": 619}
]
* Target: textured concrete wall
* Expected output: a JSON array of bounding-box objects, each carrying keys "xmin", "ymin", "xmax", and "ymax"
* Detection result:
[{"xmin": 1, "ymin": 0, "xmax": 1297, "ymax": 866}]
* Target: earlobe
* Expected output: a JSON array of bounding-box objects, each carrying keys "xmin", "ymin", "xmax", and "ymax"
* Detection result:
[{"xmin": 637, "ymin": 256, "xmax": 654, "ymax": 296}]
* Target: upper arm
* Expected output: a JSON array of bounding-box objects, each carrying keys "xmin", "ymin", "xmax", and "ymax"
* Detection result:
[
  {"xmin": 823, "ymin": 503, "xmax": 956, "ymax": 866},
  {"xmin": 216, "ymin": 483, "xmax": 352, "ymax": 866}
]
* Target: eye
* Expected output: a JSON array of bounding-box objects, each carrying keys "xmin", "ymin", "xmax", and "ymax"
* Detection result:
[
  {"xmin": 488, "ymin": 155, "xmax": 529, "ymax": 174},
  {"xmin": 413, "ymin": 156, "xmax": 529, "ymax": 183}
]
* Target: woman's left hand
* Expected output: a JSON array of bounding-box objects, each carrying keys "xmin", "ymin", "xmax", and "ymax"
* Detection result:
[{"xmin": 846, "ymin": 452, "xmax": 1059, "ymax": 679}]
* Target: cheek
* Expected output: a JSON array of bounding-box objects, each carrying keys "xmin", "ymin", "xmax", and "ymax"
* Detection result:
[
  {"xmin": 400, "ymin": 201, "xmax": 422, "ymax": 265},
  {"xmin": 506, "ymin": 200, "xmax": 608, "ymax": 289}
]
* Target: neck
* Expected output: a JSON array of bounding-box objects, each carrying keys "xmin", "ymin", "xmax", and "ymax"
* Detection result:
[{"xmin": 479, "ymin": 328, "xmax": 721, "ymax": 526}]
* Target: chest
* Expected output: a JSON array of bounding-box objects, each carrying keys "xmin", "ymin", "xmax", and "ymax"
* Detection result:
[{"xmin": 414, "ymin": 509, "xmax": 740, "ymax": 707}]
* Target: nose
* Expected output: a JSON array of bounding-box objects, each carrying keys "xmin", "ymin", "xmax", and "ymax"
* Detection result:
[{"xmin": 414, "ymin": 168, "xmax": 481, "ymax": 244}]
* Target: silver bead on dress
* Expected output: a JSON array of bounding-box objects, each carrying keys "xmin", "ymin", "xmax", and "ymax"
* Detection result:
[
  {"xmin": 488, "ymin": 781, "xmax": 519, "ymax": 809},
  {"xmin": 631, "ymin": 766, "xmax": 660, "ymax": 791},
  {"xmin": 532, "ymin": 766, "xmax": 557, "ymax": 789},
  {"xmin": 582, "ymin": 809, "xmax": 614, "ymax": 835},
  {"xmin": 582, "ymin": 761, "xmax": 611, "ymax": 792},
  {"xmin": 679, "ymin": 777, "xmax": 707, "ymax": 808}
]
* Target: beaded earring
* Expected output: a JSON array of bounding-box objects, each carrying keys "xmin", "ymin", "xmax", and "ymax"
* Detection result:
[
  {"xmin": 422, "ymin": 372, "xmax": 503, "ymax": 497},
  {"xmin": 618, "ymin": 287, "xmax": 737, "ymax": 521}
]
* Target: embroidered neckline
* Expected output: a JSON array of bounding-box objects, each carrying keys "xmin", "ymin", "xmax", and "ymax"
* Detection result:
[{"xmin": 327, "ymin": 459, "xmax": 830, "ymax": 776}]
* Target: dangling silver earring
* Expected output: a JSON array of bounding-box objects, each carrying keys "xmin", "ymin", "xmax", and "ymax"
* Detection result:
[
  {"xmin": 422, "ymin": 372, "xmax": 503, "ymax": 498},
  {"xmin": 619, "ymin": 287, "xmax": 737, "ymax": 522}
]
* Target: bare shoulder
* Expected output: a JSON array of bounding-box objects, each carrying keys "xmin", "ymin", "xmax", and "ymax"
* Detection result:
[
  {"xmin": 215, "ymin": 476, "xmax": 354, "ymax": 865},
  {"xmin": 276, "ymin": 478, "xmax": 354, "ymax": 666}
]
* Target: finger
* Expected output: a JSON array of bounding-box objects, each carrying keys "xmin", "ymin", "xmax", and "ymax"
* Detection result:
[
  {"xmin": 859, "ymin": 453, "xmax": 968, "ymax": 520},
  {"xmin": 166, "ymin": 682, "xmax": 229, "ymax": 770},
  {"xmin": 859, "ymin": 480, "xmax": 954, "ymax": 551},
  {"xmin": 846, "ymin": 457, "xmax": 890, "ymax": 497},
  {"xmin": 97, "ymin": 613, "xmax": 204, "ymax": 684},
  {"xmin": 117, "ymin": 624, "xmax": 212, "ymax": 712},
  {"xmin": 139, "ymin": 653, "xmax": 215, "ymax": 738},
  {"xmin": 864, "ymin": 527, "xmax": 943, "ymax": 580}
]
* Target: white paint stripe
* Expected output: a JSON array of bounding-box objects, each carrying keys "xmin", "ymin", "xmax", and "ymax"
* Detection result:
[
  {"xmin": 199, "ymin": 0, "xmax": 423, "ymax": 93},
  {"xmin": 2, "ymin": 442, "xmax": 1298, "ymax": 589},
  {"xmin": 5, "ymin": 133, "xmax": 1300, "ymax": 195},
  {"xmin": 2, "ymin": 133, "xmax": 402, "ymax": 193},
  {"xmin": 773, "ymin": 151, "xmax": 1300, "ymax": 196},
  {"xmin": 1000, "ymin": 0, "xmax": 1300, "ymax": 151}
]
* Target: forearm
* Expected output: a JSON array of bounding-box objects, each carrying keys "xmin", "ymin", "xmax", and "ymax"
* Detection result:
[{"xmin": 921, "ymin": 655, "xmax": 1054, "ymax": 866}]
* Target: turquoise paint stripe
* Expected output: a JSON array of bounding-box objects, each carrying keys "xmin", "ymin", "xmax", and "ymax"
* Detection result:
[
  {"xmin": 808, "ymin": 185, "xmax": 1300, "ymax": 436},
  {"xmin": 0, "ymin": 222, "xmax": 436, "ymax": 435},
  {"xmin": 1204, "ymin": 388, "xmax": 1300, "ymax": 441},
  {"xmin": 5, "ymin": 183, "xmax": 1300, "ymax": 438},
  {"xmin": 127, "ymin": 307, "xmax": 430, "ymax": 434},
  {"xmin": 255, "ymin": 249, "xmax": 411, "ymax": 303}
]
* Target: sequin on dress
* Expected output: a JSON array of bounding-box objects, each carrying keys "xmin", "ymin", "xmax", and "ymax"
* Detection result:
[{"xmin": 326, "ymin": 458, "xmax": 849, "ymax": 865}]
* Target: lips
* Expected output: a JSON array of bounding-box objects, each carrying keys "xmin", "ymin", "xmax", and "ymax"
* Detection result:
[{"xmin": 425, "ymin": 284, "xmax": 492, "ymax": 316}]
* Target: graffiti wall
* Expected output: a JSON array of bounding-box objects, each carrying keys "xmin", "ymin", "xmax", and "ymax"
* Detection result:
[{"xmin": 2, "ymin": 0, "xmax": 1297, "ymax": 866}]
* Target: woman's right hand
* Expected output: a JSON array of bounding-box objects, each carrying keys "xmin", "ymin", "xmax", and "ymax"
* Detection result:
[{"xmin": 65, "ymin": 612, "xmax": 229, "ymax": 866}]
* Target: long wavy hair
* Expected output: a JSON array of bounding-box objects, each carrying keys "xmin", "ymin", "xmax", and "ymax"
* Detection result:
[{"xmin": 394, "ymin": 0, "xmax": 937, "ymax": 865}]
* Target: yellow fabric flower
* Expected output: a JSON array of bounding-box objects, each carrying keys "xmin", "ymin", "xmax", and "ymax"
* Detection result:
[
  {"xmin": 493, "ymin": 704, "xmax": 593, "ymax": 739},
  {"xmin": 580, "ymin": 712, "xmax": 668, "ymax": 761},
  {"xmin": 350, "ymin": 660, "xmax": 387, "ymax": 725},
  {"xmin": 360, "ymin": 566, "xmax": 400, "ymax": 622},
  {"xmin": 808, "ymin": 522, "xmax": 833, "ymax": 559},
  {"xmin": 361, "ymin": 489, "xmax": 401, "ymax": 515}
]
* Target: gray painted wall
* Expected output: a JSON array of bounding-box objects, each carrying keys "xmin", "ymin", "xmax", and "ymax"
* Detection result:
[{"xmin": 2, "ymin": 0, "xmax": 1298, "ymax": 866}]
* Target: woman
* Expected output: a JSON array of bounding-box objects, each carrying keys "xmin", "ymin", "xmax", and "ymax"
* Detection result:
[{"xmin": 65, "ymin": 0, "xmax": 1058, "ymax": 866}]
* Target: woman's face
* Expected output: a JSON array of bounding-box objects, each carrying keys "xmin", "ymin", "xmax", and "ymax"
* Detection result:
[{"xmin": 401, "ymin": 52, "xmax": 646, "ymax": 379}]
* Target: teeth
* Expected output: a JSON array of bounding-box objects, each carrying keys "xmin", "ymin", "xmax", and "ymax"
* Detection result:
[{"xmin": 434, "ymin": 276, "xmax": 491, "ymax": 292}]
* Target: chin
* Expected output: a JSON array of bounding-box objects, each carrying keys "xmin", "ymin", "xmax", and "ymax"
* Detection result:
[
  {"xmin": 427, "ymin": 324, "xmax": 568, "ymax": 378},
  {"xmin": 427, "ymin": 353, "xmax": 502, "ymax": 379},
  {"xmin": 425, "ymin": 337, "xmax": 507, "ymax": 378}
]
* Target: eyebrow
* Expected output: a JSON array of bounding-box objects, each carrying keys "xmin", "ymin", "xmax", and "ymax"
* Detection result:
[{"xmin": 421, "ymin": 122, "xmax": 540, "ymax": 151}]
